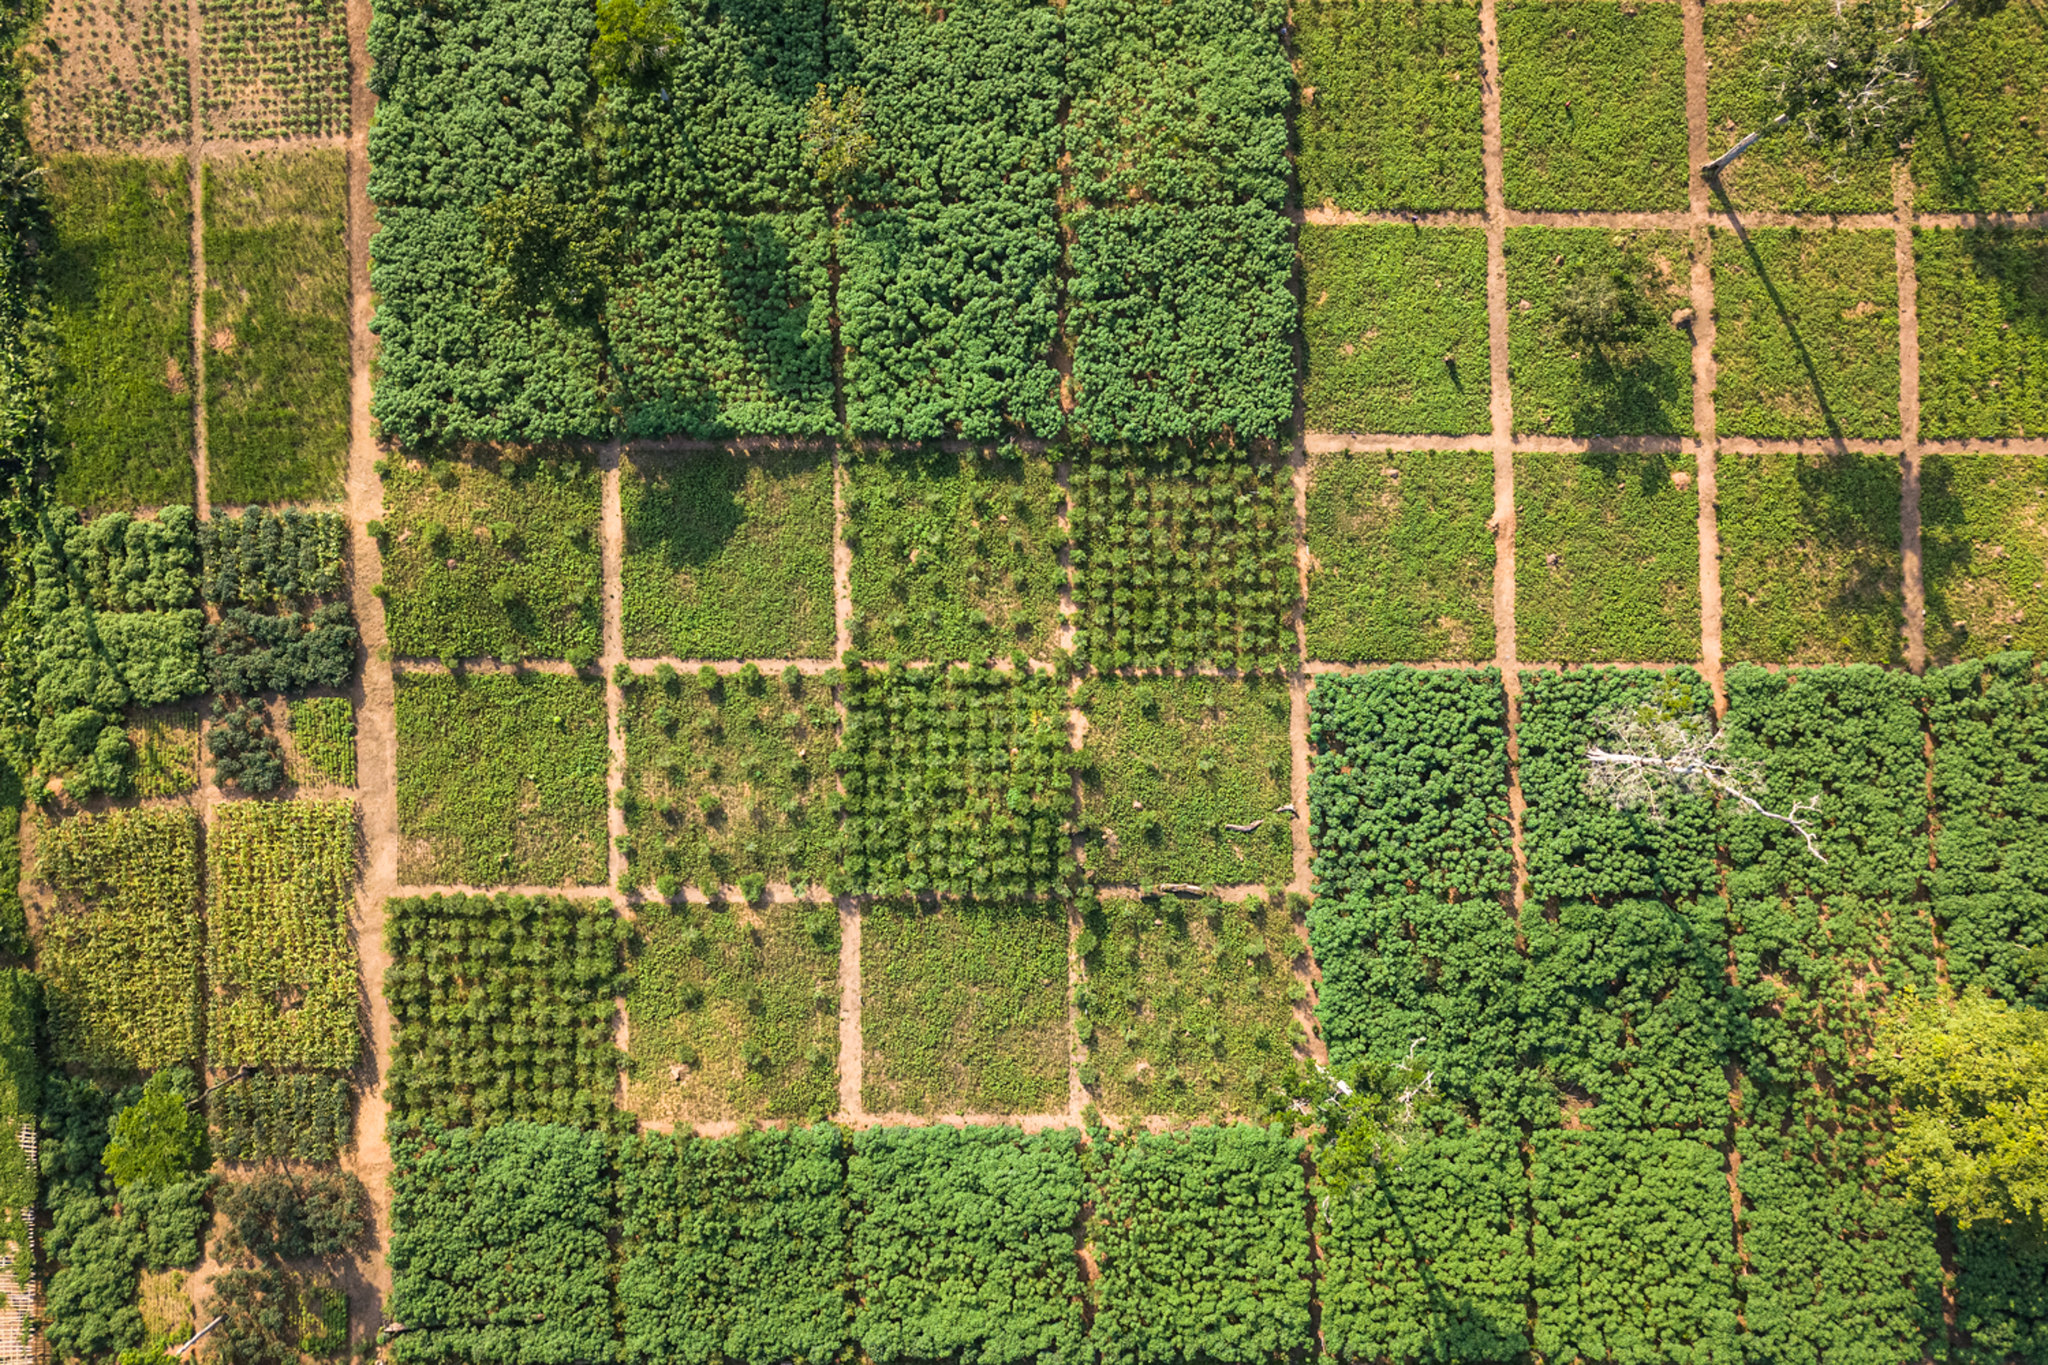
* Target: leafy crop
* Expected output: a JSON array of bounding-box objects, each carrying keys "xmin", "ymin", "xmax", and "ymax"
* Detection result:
[
  {"xmin": 1953, "ymin": 1227, "xmax": 2048, "ymax": 1364},
  {"xmin": 32, "ymin": 505, "xmax": 198, "ymax": 612},
  {"xmin": 289, "ymin": 697, "xmax": 357, "ymax": 787},
  {"xmin": 622, "ymin": 898, "xmax": 840, "ymax": 1125},
  {"xmin": 1921, "ymin": 454, "xmax": 2048, "ymax": 660},
  {"xmin": 206, "ymin": 603, "xmax": 358, "ymax": 695},
  {"xmin": 218, "ymin": 1170, "xmax": 369, "ymax": 1261},
  {"xmin": 32, "ymin": 806, "xmax": 200, "ymax": 1071},
  {"xmin": 388, "ymin": 1122, "xmax": 615, "ymax": 1365},
  {"xmin": 380, "ymin": 453, "xmax": 602, "ymax": 664},
  {"xmin": 1294, "ymin": 0, "xmax": 1486, "ymax": 213},
  {"xmin": 846, "ymin": 445, "xmax": 1064, "ymax": 662},
  {"xmin": 206, "ymin": 799, "xmax": 361, "ymax": 1070},
  {"xmin": 205, "ymin": 1265, "xmax": 350, "ymax": 1365},
  {"xmin": 210, "ymin": 1073, "xmax": 354, "ymax": 1163},
  {"xmin": 1067, "ymin": 204, "xmax": 1294, "ymax": 441},
  {"xmin": 25, "ymin": 0, "xmax": 191, "ymax": 152},
  {"xmin": 860, "ymin": 897, "xmax": 1071, "ymax": 1116},
  {"xmin": 1913, "ymin": 228, "xmax": 2048, "ymax": 442},
  {"xmin": 1305, "ymin": 447, "xmax": 1494, "ymax": 663},
  {"xmin": 199, "ymin": 0, "xmax": 349, "ymax": 139},
  {"xmin": 385, "ymin": 893, "xmax": 625, "ymax": 1133},
  {"xmin": 1078, "ymin": 893, "xmax": 1300, "ymax": 1120},
  {"xmin": 394, "ymin": 669, "xmax": 609, "ymax": 886},
  {"xmin": 849, "ymin": 1125, "xmax": 1085, "ymax": 1365},
  {"xmin": 1088, "ymin": 1125, "xmax": 1312, "ymax": 1365},
  {"xmin": 208, "ymin": 697, "xmax": 287, "ymax": 794},
  {"xmin": 1912, "ymin": 0, "xmax": 2048, "ymax": 213},
  {"xmin": 1302, "ymin": 223, "xmax": 1491, "ymax": 435},
  {"xmin": 837, "ymin": 663, "xmax": 1075, "ymax": 899},
  {"xmin": 617, "ymin": 1126, "xmax": 849, "ymax": 1365},
  {"xmin": 129, "ymin": 710, "xmax": 200, "ymax": 798},
  {"xmin": 201, "ymin": 506, "xmax": 347, "ymax": 608},
  {"xmin": 620, "ymin": 449, "xmax": 836, "ymax": 660},
  {"xmin": 1077, "ymin": 676, "xmax": 1293, "ymax": 887}
]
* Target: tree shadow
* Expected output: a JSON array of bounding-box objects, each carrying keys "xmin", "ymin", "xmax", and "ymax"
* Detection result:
[
  {"xmin": 1790, "ymin": 448, "xmax": 1906, "ymax": 653},
  {"xmin": 1711, "ymin": 184, "xmax": 1849, "ymax": 443},
  {"xmin": 1565, "ymin": 348, "xmax": 1692, "ymax": 440}
]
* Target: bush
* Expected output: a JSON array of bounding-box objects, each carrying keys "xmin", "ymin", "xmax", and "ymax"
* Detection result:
[
  {"xmin": 209, "ymin": 1073, "xmax": 354, "ymax": 1164},
  {"xmin": 219, "ymin": 1171, "xmax": 370, "ymax": 1261},
  {"xmin": 199, "ymin": 507, "xmax": 347, "ymax": 607},
  {"xmin": 205, "ymin": 603, "xmax": 359, "ymax": 694},
  {"xmin": 208, "ymin": 698, "xmax": 285, "ymax": 794}
]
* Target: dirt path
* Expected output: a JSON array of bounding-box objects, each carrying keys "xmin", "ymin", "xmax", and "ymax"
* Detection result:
[
  {"xmin": 601, "ymin": 446, "xmax": 628, "ymax": 894},
  {"xmin": 1895, "ymin": 166, "xmax": 1928, "ymax": 674},
  {"xmin": 184, "ymin": 0, "xmax": 208, "ymax": 519},
  {"xmin": 1683, "ymin": 0, "xmax": 1727, "ymax": 711},
  {"xmin": 831, "ymin": 444, "xmax": 864, "ymax": 1125}
]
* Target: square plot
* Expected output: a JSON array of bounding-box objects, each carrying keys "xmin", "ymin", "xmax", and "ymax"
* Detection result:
[
  {"xmin": 1913, "ymin": 0, "xmax": 2048, "ymax": 213},
  {"xmin": 1079, "ymin": 893, "xmax": 1301, "ymax": 1120},
  {"xmin": 25, "ymin": 0, "xmax": 189, "ymax": 151},
  {"xmin": 621, "ymin": 898, "xmax": 840, "ymax": 1125},
  {"xmin": 1505, "ymin": 226, "xmax": 1696, "ymax": 437},
  {"xmin": 609, "ymin": 209, "xmax": 836, "ymax": 440},
  {"xmin": 202, "ymin": 147, "xmax": 351, "ymax": 505},
  {"xmin": 858, "ymin": 897, "xmax": 1071, "ymax": 1117},
  {"xmin": 845, "ymin": 446, "xmax": 1065, "ymax": 663},
  {"xmin": 1068, "ymin": 204, "xmax": 1296, "ymax": 441},
  {"xmin": 46, "ymin": 156, "xmax": 196, "ymax": 511},
  {"xmin": 1496, "ymin": 0, "xmax": 1688, "ymax": 211},
  {"xmin": 1303, "ymin": 223, "xmax": 1491, "ymax": 435},
  {"xmin": 1071, "ymin": 442, "xmax": 1296, "ymax": 672},
  {"xmin": 1920, "ymin": 453, "xmax": 2048, "ymax": 661},
  {"xmin": 621, "ymin": 448, "xmax": 836, "ymax": 661},
  {"xmin": 1307, "ymin": 449, "xmax": 1494, "ymax": 664},
  {"xmin": 1717, "ymin": 448, "xmax": 1904, "ymax": 664},
  {"xmin": 619, "ymin": 664, "xmax": 840, "ymax": 894},
  {"xmin": 200, "ymin": 0, "xmax": 349, "ymax": 140},
  {"xmin": 1294, "ymin": 0, "xmax": 1486, "ymax": 213},
  {"xmin": 1064, "ymin": 0, "xmax": 1291, "ymax": 211},
  {"xmin": 839, "ymin": 199, "xmax": 1062, "ymax": 439},
  {"xmin": 1711, "ymin": 226, "xmax": 1901, "ymax": 440},
  {"xmin": 379, "ymin": 451, "xmax": 603, "ymax": 664},
  {"xmin": 1915, "ymin": 228, "xmax": 2048, "ymax": 441},
  {"xmin": 286, "ymin": 697, "xmax": 355, "ymax": 787},
  {"xmin": 1078, "ymin": 675, "xmax": 1294, "ymax": 888},
  {"xmin": 394, "ymin": 669, "xmax": 610, "ymax": 886},
  {"xmin": 1514, "ymin": 449, "xmax": 1701, "ymax": 663}
]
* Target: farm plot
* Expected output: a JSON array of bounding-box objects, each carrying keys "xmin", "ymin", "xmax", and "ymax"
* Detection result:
[
  {"xmin": 1912, "ymin": 0, "xmax": 2048, "ymax": 214},
  {"xmin": 1920, "ymin": 453, "xmax": 2048, "ymax": 660},
  {"xmin": 1914, "ymin": 228, "xmax": 2048, "ymax": 442},
  {"xmin": 24, "ymin": 0, "xmax": 189, "ymax": 151},
  {"xmin": 211, "ymin": 1072, "xmax": 354, "ymax": 1163},
  {"xmin": 287, "ymin": 696, "xmax": 356, "ymax": 786},
  {"xmin": 199, "ymin": 0, "xmax": 349, "ymax": 139}
]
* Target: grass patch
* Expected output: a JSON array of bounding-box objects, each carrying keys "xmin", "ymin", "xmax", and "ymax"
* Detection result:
[
  {"xmin": 46, "ymin": 155, "xmax": 195, "ymax": 510},
  {"xmin": 379, "ymin": 451, "xmax": 603, "ymax": 664},
  {"xmin": 1305, "ymin": 447, "xmax": 1495, "ymax": 663},
  {"xmin": 1717, "ymin": 448, "xmax": 1903, "ymax": 664},
  {"xmin": 1711, "ymin": 226, "xmax": 1900, "ymax": 439},
  {"xmin": 1702, "ymin": 1, "xmax": 1896, "ymax": 214},
  {"xmin": 286, "ymin": 696, "xmax": 355, "ymax": 787},
  {"xmin": 618, "ymin": 664, "xmax": 840, "ymax": 895},
  {"xmin": 129, "ymin": 709, "xmax": 199, "ymax": 798},
  {"xmin": 1294, "ymin": 0, "xmax": 1486, "ymax": 212},
  {"xmin": 1920, "ymin": 453, "xmax": 2048, "ymax": 661},
  {"xmin": 1914, "ymin": 228, "xmax": 2048, "ymax": 441},
  {"xmin": 846, "ymin": 446, "xmax": 1064, "ymax": 663},
  {"xmin": 1079, "ymin": 892, "xmax": 1300, "ymax": 1120},
  {"xmin": 394, "ymin": 669, "xmax": 609, "ymax": 886},
  {"xmin": 1496, "ymin": 0, "xmax": 1688, "ymax": 211},
  {"xmin": 199, "ymin": 0, "xmax": 349, "ymax": 139},
  {"xmin": 25, "ymin": 0, "xmax": 189, "ymax": 151},
  {"xmin": 1303, "ymin": 223, "xmax": 1491, "ymax": 435},
  {"xmin": 620, "ymin": 447, "xmax": 835, "ymax": 661},
  {"xmin": 1514, "ymin": 450, "xmax": 1701, "ymax": 663},
  {"xmin": 202, "ymin": 147, "xmax": 350, "ymax": 504},
  {"xmin": 623, "ymin": 897, "xmax": 840, "ymax": 1125},
  {"xmin": 859, "ymin": 896, "xmax": 1071, "ymax": 1117},
  {"xmin": 1505, "ymin": 227, "xmax": 1696, "ymax": 436},
  {"xmin": 1913, "ymin": 0, "xmax": 2048, "ymax": 213},
  {"xmin": 1078, "ymin": 675, "xmax": 1294, "ymax": 887}
]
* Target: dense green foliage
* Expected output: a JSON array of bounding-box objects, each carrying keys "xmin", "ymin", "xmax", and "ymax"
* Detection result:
[
  {"xmin": 209, "ymin": 1073, "xmax": 353, "ymax": 1163},
  {"xmin": 219, "ymin": 1170, "xmax": 370, "ymax": 1261},
  {"xmin": 617, "ymin": 1127, "xmax": 849, "ymax": 1365},
  {"xmin": 101, "ymin": 1071, "xmax": 204, "ymax": 1191},
  {"xmin": 1921, "ymin": 454, "xmax": 2048, "ymax": 661},
  {"xmin": 200, "ymin": 506, "xmax": 347, "ymax": 608},
  {"xmin": 837, "ymin": 662, "xmax": 1075, "ymax": 899},
  {"xmin": 288, "ymin": 696, "xmax": 357, "ymax": 786},
  {"xmin": 205, "ymin": 603, "xmax": 358, "ymax": 695},
  {"xmin": 849, "ymin": 1125, "xmax": 1085, "ymax": 1365},
  {"xmin": 388, "ymin": 1122, "xmax": 615, "ymax": 1365},
  {"xmin": 208, "ymin": 697, "xmax": 286, "ymax": 793},
  {"xmin": 204, "ymin": 1264, "xmax": 351, "ymax": 1365},
  {"xmin": 1912, "ymin": 0, "xmax": 2048, "ymax": 213},
  {"xmin": 1914, "ymin": 228, "xmax": 2048, "ymax": 442},
  {"xmin": 386, "ymin": 894, "xmax": 625, "ymax": 1132}
]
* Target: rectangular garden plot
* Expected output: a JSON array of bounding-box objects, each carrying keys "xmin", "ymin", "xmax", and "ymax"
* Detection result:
[
  {"xmin": 1921, "ymin": 452, "xmax": 2048, "ymax": 660},
  {"xmin": 1303, "ymin": 223, "xmax": 1491, "ymax": 436},
  {"xmin": 622, "ymin": 898, "xmax": 841, "ymax": 1126},
  {"xmin": 1514, "ymin": 449, "xmax": 1700, "ymax": 664},
  {"xmin": 394, "ymin": 669, "xmax": 609, "ymax": 887},
  {"xmin": 1505, "ymin": 226, "xmax": 1695, "ymax": 437},
  {"xmin": 1496, "ymin": 0, "xmax": 1688, "ymax": 211},
  {"xmin": 287, "ymin": 696, "xmax": 356, "ymax": 787},
  {"xmin": 1716, "ymin": 448, "xmax": 1902, "ymax": 665},
  {"xmin": 1293, "ymin": 0, "xmax": 1485, "ymax": 213},
  {"xmin": 621, "ymin": 447, "xmax": 835, "ymax": 662},
  {"xmin": 210, "ymin": 1072, "xmax": 354, "ymax": 1163},
  {"xmin": 1071, "ymin": 441, "xmax": 1295, "ymax": 673},
  {"xmin": 1915, "ymin": 228, "xmax": 2048, "ymax": 442},
  {"xmin": 845, "ymin": 446, "xmax": 1064, "ymax": 664},
  {"xmin": 200, "ymin": 0, "xmax": 349, "ymax": 140},
  {"xmin": 620, "ymin": 664, "xmax": 840, "ymax": 896},
  {"xmin": 384, "ymin": 892, "xmax": 624, "ymax": 1133},
  {"xmin": 379, "ymin": 452, "xmax": 602, "ymax": 664},
  {"xmin": 46, "ymin": 156, "xmax": 195, "ymax": 511},
  {"xmin": 1912, "ymin": 0, "xmax": 2048, "ymax": 214},
  {"xmin": 1078, "ymin": 893, "xmax": 1302, "ymax": 1121},
  {"xmin": 859, "ymin": 897, "xmax": 1071, "ymax": 1117},
  {"xmin": 1306, "ymin": 447, "xmax": 1494, "ymax": 664},
  {"xmin": 203, "ymin": 147, "xmax": 351, "ymax": 505},
  {"xmin": 1077, "ymin": 675, "xmax": 1294, "ymax": 888},
  {"xmin": 1710, "ymin": 226, "xmax": 1900, "ymax": 440},
  {"xmin": 26, "ymin": 0, "xmax": 189, "ymax": 151}
]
